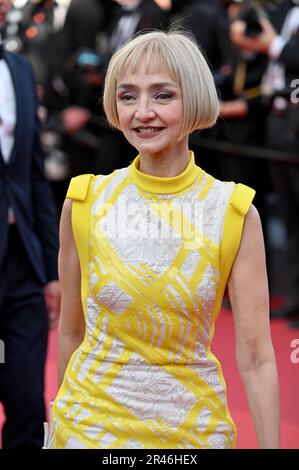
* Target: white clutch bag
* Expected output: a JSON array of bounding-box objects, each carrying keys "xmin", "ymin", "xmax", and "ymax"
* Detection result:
[{"xmin": 42, "ymin": 400, "xmax": 54, "ymax": 449}]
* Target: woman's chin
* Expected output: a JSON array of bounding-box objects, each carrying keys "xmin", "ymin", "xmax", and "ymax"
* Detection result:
[{"xmin": 131, "ymin": 139, "xmax": 168, "ymax": 155}]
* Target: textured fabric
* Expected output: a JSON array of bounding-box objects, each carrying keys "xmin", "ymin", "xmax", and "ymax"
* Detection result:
[{"xmin": 52, "ymin": 152, "xmax": 255, "ymax": 449}]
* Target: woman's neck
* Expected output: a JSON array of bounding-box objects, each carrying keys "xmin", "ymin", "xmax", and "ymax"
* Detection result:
[{"xmin": 138, "ymin": 142, "xmax": 190, "ymax": 178}]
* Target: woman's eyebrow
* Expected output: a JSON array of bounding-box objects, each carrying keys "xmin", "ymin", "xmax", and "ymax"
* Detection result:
[{"xmin": 117, "ymin": 82, "xmax": 178, "ymax": 90}]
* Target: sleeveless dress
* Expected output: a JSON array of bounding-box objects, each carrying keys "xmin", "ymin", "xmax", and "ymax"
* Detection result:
[{"xmin": 51, "ymin": 151, "xmax": 255, "ymax": 449}]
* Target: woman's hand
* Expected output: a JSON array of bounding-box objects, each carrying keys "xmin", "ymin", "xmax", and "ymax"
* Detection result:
[{"xmin": 44, "ymin": 280, "xmax": 61, "ymax": 329}]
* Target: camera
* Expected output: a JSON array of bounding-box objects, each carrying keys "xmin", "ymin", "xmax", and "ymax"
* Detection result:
[
  {"xmin": 223, "ymin": 0, "xmax": 264, "ymax": 37},
  {"xmin": 237, "ymin": 1, "xmax": 263, "ymax": 37}
]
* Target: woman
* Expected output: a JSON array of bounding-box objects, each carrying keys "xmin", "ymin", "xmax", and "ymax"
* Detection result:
[{"xmin": 48, "ymin": 30, "xmax": 280, "ymax": 449}]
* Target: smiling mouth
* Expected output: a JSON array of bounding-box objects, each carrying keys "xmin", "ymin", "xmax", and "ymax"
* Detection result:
[{"xmin": 133, "ymin": 127, "xmax": 165, "ymax": 135}]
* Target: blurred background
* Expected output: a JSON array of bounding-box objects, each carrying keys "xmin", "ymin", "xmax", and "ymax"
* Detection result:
[{"xmin": 0, "ymin": 0, "xmax": 298, "ymax": 448}]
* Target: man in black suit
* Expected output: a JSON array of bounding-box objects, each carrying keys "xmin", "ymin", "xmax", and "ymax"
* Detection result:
[
  {"xmin": 230, "ymin": 0, "xmax": 299, "ymax": 326},
  {"xmin": 109, "ymin": 0, "xmax": 169, "ymax": 53},
  {"xmin": 0, "ymin": 0, "xmax": 60, "ymax": 447},
  {"xmin": 173, "ymin": 0, "xmax": 220, "ymax": 70}
]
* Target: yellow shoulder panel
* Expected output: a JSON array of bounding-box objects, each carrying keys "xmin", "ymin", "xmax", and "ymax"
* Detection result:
[
  {"xmin": 219, "ymin": 182, "xmax": 256, "ymax": 288},
  {"xmin": 69, "ymin": 174, "xmax": 95, "ymax": 316},
  {"xmin": 229, "ymin": 183, "xmax": 256, "ymax": 216},
  {"xmin": 66, "ymin": 174, "xmax": 95, "ymax": 201}
]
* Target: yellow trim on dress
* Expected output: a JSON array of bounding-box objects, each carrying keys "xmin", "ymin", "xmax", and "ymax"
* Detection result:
[
  {"xmin": 130, "ymin": 151, "xmax": 203, "ymax": 194},
  {"xmin": 66, "ymin": 173, "xmax": 95, "ymax": 315}
]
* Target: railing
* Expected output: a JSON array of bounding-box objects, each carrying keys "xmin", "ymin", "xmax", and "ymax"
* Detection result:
[{"xmin": 190, "ymin": 135, "xmax": 299, "ymax": 164}]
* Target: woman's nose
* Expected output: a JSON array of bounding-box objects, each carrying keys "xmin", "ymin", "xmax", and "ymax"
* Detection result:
[{"xmin": 134, "ymin": 99, "xmax": 155, "ymax": 121}]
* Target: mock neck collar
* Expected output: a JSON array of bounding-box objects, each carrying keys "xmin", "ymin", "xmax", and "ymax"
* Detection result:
[{"xmin": 129, "ymin": 151, "xmax": 203, "ymax": 194}]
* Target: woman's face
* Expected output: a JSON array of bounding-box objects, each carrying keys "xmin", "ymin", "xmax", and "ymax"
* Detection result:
[{"xmin": 116, "ymin": 63, "xmax": 185, "ymax": 157}]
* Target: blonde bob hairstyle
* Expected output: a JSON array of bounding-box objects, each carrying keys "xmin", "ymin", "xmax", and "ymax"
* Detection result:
[{"xmin": 103, "ymin": 29, "xmax": 219, "ymax": 140}]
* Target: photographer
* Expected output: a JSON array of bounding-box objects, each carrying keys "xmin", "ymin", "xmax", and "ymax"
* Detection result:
[
  {"xmin": 217, "ymin": 0, "xmax": 268, "ymax": 141},
  {"xmin": 57, "ymin": 49, "xmax": 107, "ymax": 176},
  {"xmin": 230, "ymin": 0, "xmax": 299, "ymax": 326},
  {"xmin": 212, "ymin": 1, "xmax": 269, "ymax": 216}
]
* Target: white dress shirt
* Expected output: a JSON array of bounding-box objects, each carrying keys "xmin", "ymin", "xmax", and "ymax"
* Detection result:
[
  {"xmin": 53, "ymin": 0, "xmax": 72, "ymax": 31},
  {"xmin": 263, "ymin": 7, "xmax": 299, "ymax": 95},
  {"xmin": 269, "ymin": 7, "xmax": 299, "ymax": 60},
  {"xmin": 0, "ymin": 36, "xmax": 17, "ymax": 224},
  {"xmin": 0, "ymin": 39, "xmax": 16, "ymax": 164},
  {"xmin": 110, "ymin": 11, "xmax": 142, "ymax": 53}
]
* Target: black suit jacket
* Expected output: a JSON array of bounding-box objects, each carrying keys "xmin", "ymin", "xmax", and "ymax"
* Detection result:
[
  {"xmin": 0, "ymin": 51, "xmax": 59, "ymax": 285},
  {"xmin": 134, "ymin": 0, "xmax": 169, "ymax": 31}
]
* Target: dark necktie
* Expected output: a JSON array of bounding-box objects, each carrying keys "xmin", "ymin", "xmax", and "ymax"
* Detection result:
[
  {"xmin": 0, "ymin": 43, "xmax": 4, "ymax": 59},
  {"xmin": 122, "ymin": 8, "xmax": 135, "ymax": 17}
]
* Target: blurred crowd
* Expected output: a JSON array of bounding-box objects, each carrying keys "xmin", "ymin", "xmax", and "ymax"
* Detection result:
[{"xmin": 1, "ymin": 0, "xmax": 299, "ymax": 325}]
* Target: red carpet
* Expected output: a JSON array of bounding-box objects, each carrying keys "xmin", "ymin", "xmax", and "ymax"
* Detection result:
[
  {"xmin": 1, "ymin": 307, "xmax": 298, "ymax": 448},
  {"xmin": 213, "ymin": 308, "xmax": 299, "ymax": 448}
]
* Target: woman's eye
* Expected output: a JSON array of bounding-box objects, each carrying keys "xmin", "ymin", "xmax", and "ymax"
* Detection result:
[
  {"xmin": 119, "ymin": 94, "xmax": 135, "ymax": 102},
  {"xmin": 156, "ymin": 93, "xmax": 173, "ymax": 101}
]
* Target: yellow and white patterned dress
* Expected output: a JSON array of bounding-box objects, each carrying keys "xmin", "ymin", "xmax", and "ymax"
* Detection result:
[{"xmin": 52, "ymin": 151, "xmax": 255, "ymax": 449}]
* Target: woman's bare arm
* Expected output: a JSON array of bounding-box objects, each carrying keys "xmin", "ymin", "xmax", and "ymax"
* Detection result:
[
  {"xmin": 228, "ymin": 205, "xmax": 280, "ymax": 448},
  {"xmin": 57, "ymin": 199, "xmax": 85, "ymax": 388}
]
